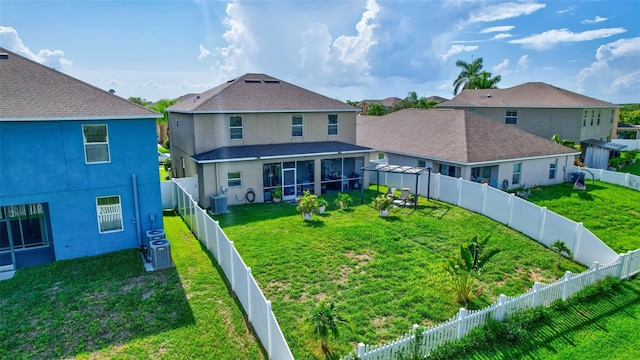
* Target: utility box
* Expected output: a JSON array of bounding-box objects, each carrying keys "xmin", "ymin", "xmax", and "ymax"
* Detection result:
[
  {"xmin": 150, "ymin": 239, "xmax": 173, "ymax": 270},
  {"xmin": 210, "ymin": 194, "xmax": 228, "ymax": 214}
]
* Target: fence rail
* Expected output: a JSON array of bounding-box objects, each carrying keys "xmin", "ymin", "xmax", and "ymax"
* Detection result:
[
  {"xmin": 171, "ymin": 180, "xmax": 294, "ymax": 360},
  {"xmin": 574, "ymin": 167, "xmax": 640, "ymax": 191},
  {"xmin": 343, "ymin": 250, "xmax": 640, "ymax": 359}
]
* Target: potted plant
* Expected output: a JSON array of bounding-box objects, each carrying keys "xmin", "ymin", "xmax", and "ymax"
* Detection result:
[
  {"xmin": 271, "ymin": 185, "xmax": 283, "ymax": 203},
  {"xmin": 316, "ymin": 197, "xmax": 328, "ymax": 214},
  {"xmin": 371, "ymin": 194, "xmax": 392, "ymax": 217},
  {"xmin": 296, "ymin": 190, "xmax": 319, "ymax": 221},
  {"xmin": 334, "ymin": 192, "xmax": 352, "ymax": 210}
]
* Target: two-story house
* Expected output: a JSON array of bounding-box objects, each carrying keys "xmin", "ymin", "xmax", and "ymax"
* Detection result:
[
  {"xmin": 0, "ymin": 48, "xmax": 163, "ymax": 274},
  {"xmin": 358, "ymin": 109, "xmax": 580, "ymax": 189},
  {"xmin": 167, "ymin": 73, "xmax": 372, "ymax": 208}
]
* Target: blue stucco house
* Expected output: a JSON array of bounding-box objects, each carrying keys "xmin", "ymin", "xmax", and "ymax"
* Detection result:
[{"xmin": 0, "ymin": 47, "xmax": 163, "ymax": 274}]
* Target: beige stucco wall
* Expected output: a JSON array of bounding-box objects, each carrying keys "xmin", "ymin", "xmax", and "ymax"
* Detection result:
[{"xmin": 192, "ymin": 111, "xmax": 357, "ymax": 154}]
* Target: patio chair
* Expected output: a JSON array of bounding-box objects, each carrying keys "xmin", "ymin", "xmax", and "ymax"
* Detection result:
[
  {"xmin": 386, "ymin": 187, "xmax": 397, "ymax": 198},
  {"xmin": 392, "ymin": 188, "xmax": 411, "ymax": 206}
]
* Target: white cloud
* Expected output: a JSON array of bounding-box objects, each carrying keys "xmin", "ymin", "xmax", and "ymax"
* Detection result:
[
  {"xmin": 107, "ymin": 79, "xmax": 123, "ymax": 86},
  {"xmin": 577, "ymin": 37, "xmax": 640, "ymax": 97},
  {"xmin": 213, "ymin": 2, "xmax": 258, "ymax": 76},
  {"xmin": 299, "ymin": 23, "xmax": 332, "ymax": 74},
  {"xmin": 480, "ymin": 26, "xmax": 515, "ymax": 33},
  {"xmin": 493, "ymin": 33, "xmax": 513, "ymax": 40},
  {"xmin": 198, "ymin": 44, "xmax": 211, "ymax": 60},
  {"xmin": 493, "ymin": 59, "xmax": 510, "ymax": 75},
  {"xmin": 470, "ymin": 2, "xmax": 545, "ymax": 22},
  {"xmin": 0, "ymin": 26, "xmax": 72, "ymax": 68},
  {"xmin": 517, "ymin": 55, "xmax": 530, "ymax": 71},
  {"xmin": 582, "ymin": 16, "xmax": 607, "ymax": 24},
  {"xmin": 441, "ymin": 45, "xmax": 478, "ymax": 61},
  {"xmin": 557, "ymin": 6, "xmax": 576, "ymax": 14},
  {"xmin": 509, "ymin": 28, "xmax": 627, "ymax": 50},
  {"xmin": 331, "ymin": 0, "xmax": 380, "ymax": 74}
]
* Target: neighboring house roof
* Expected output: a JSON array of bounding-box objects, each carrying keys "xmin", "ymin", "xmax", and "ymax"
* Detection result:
[
  {"xmin": 438, "ymin": 82, "xmax": 617, "ymax": 109},
  {"xmin": 361, "ymin": 97, "xmax": 402, "ymax": 107},
  {"xmin": 357, "ymin": 109, "xmax": 580, "ymax": 165},
  {"xmin": 0, "ymin": 47, "xmax": 159, "ymax": 121},
  {"xmin": 168, "ymin": 73, "xmax": 358, "ymax": 113},
  {"xmin": 581, "ymin": 139, "xmax": 627, "ymax": 150},
  {"xmin": 617, "ymin": 123, "xmax": 640, "ymax": 130},
  {"xmin": 192, "ymin": 141, "xmax": 373, "ymax": 163},
  {"xmin": 424, "ymin": 96, "xmax": 448, "ymax": 103}
]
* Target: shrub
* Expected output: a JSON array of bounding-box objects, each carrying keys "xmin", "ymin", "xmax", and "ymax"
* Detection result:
[
  {"xmin": 334, "ymin": 192, "xmax": 352, "ymax": 209},
  {"xmin": 163, "ymin": 158, "xmax": 172, "ymax": 172},
  {"xmin": 163, "ymin": 137, "xmax": 170, "ymax": 149}
]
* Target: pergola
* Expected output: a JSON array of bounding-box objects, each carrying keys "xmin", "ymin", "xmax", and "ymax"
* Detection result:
[{"xmin": 360, "ymin": 163, "xmax": 431, "ymax": 210}]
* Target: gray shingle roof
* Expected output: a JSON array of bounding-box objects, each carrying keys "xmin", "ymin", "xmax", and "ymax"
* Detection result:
[
  {"xmin": 361, "ymin": 97, "xmax": 402, "ymax": 107},
  {"xmin": 192, "ymin": 141, "xmax": 372, "ymax": 163},
  {"xmin": 0, "ymin": 47, "xmax": 159, "ymax": 121},
  {"xmin": 356, "ymin": 109, "xmax": 579, "ymax": 164},
  {"xmin": 439, "ymin": 82, "xmax": 617, "ymax": 109},
  {"xmin": 168, "ymin": 73, "xmax": 359, "ymax": 113}
]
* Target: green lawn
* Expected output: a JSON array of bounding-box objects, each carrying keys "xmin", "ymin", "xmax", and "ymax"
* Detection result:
[
  {"xmin": 617, "ymin": 151, "xmax": 640, "ymax": 175},
  {"xmin": 0, "ymin": 214, "xmax": 265, "ymax": 360},
  {"xmin": 213, "ymin": 189, "xmax": 586, "ymax": 359},
  {"xmin": 525, "ymin": 181, "xmax": 640, "ymax": 253}
]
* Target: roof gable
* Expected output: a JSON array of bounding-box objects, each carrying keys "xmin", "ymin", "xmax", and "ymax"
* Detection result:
[
  {"xmin": 357, "ymin": 109, "xmax": 579, "ymax": 164},
  {"xmin": 0, "ymin": 47, "xmax": 159, "ymax": 121},
  {"xmin": 439, "ymin": 82, "xmax": 616, "ymax": 108},
  {"xmin": 168, "ymin": 73, "xmax": 359, "ymax": 113}
]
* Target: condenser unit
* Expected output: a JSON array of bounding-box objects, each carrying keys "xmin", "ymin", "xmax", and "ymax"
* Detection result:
[
  {"xmin": 150, "ymin": 239, "xmax": 173, "ymax": 270},
  {"xmin": 210, "ymin": 194, "xmax": 228, "ymax": 214}
]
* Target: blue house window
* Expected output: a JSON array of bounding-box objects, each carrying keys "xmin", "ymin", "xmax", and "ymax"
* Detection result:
[
  {"xmin": 228, "ymin": 172, "xmax": 242, "ymax": 187},
  {"xmin": 83, "ymin": 124, "xmax": 110, "ymax": 163},
  {"xmin": 96, "ymin": 196, "xmax": 123, "ymax": 233}
]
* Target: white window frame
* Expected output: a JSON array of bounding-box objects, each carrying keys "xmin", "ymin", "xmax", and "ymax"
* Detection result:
[
  {"xmin": 83, "ymin": 124, "xmax": 110, "ymax": 164},
  {"xmin": 96, "ymin": 195, "xmax": 123, "ymax": 233},
  {"xmin": 328, "ymin": 114, "xmax": 338, "ymax": 135},
  {"xmin": 418, "ymin": 160, "xmax": 426, "ymax": 168},
  {"xmin": 512, "ymin": 162, "xmax": 522, "ymax": 185},
  {"xmin": 292, "ymin": 115, "xmax": 303, "ymax": 137},
  {"xmin": 505, "ymin": 110, "xmax": 518, "ymax": 125},
  {"xmin": 549, "ymin": 160, "xmax": 557, "ymax": 179},
  {"xmin": 228, "ymin": 172, "xmax": 242, "ymax": 187},
  {"xmin": 230, "ymin": 115, "xmax": 243, "ymax": 140}
]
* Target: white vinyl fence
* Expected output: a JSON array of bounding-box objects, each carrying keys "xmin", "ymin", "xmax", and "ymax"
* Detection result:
[
  {"xmin": 171, "ymin": 180, "xmax": 294, "ymax": 360},
  {"xmin": 349, "ymin": 167, "xmax": 640, "ymax": 359},
  {"xmin": 612, "ymin": 139, "xmax": 640, "ymax": 151},
  {"xmin": 343, "ymin": 250, "xmax": 639, "ymax": 360},
  {"xmin": 573, "ymin": 167, "xmax": 640, "ymax": 191}
]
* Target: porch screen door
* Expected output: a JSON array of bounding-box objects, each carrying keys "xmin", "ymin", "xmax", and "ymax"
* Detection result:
[
  {"xmin": 0, "ymin": 219, "xmax": 15, "ymax": 272},
  {"xmin": 282, "ymin": 161, "xmax": 297, "ymax": 201}
]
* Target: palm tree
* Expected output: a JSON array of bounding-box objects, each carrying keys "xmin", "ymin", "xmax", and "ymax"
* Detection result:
[
  {"xmin": 470, "ymin": 71, "xmax": 501, "ymax": 90},
  {"xmin": 367, "ymin": 102, "xmax": 387, "ymax": 116},
  {"xmin": 307, "ymin": 302, "xmax": 346, "ymax": 355},
  {"xmin": 452, "ymin": 57, "xmax": 484, "ymax": 95},
  {"xmin": 551, "ymin": 240, "xmax": 572, "ymax": 269},
  {"xmin": 149, "ymin": 98, "xmax": 178, "ymax": 145}
]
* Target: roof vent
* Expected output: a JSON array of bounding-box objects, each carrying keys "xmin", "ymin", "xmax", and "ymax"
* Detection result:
[
  {"xmin": 0, "ymin": 53, "xmax": 8, "ymax": 60},
  {"xmin": 264, "ymin": 79, "xmax": 280, "ymax": 84},
  {"xmin": 194, "ymin": 95, "xmax": 201, "ymax": 103},
  {"xmin": 486, "ymin": 94, "xmax": 491, "ymax": 98},
  {"xmin": 244, "ymin": 79, "xmax": 261, "ymax": 83}
]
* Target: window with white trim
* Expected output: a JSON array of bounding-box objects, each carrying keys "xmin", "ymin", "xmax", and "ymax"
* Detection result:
[
  {"xmin": 328, "ymin": 114, "xmax": 338, "ymax": 135},
  {"xmin": 377, "ymin": 153, "xmax": 385, "ymax": 160},
  {"xmin": 230, "ymin": 116, "xmax": 243, "ymax": 140},
  {"xmin": 505, "ymin": 110, "xmax": 518, "ymax": 124},
  {"xmin": 292, "ymin": 115, "xmax": 303, "ymax": 137},
  {"xmin": 83, "ymin": 124, "xmax": 110, "ymax": 163},
  {"xmin": 549, "ymin": 160, "xmax": 557, "ymax": 179},
  {"xmin": 228, "ymin": 172, "xmax": 242, "ymax": 187},
  {"xmin": 512, "ymin": 162, "xmax": 522, "ymax": 185},
  {"xmin": 583, "ymin": 110, "xmax": 587, "ymax": 127},
  {"xmin": 96, "ymin": 196, "xmax": 123, "ymax": 233}
]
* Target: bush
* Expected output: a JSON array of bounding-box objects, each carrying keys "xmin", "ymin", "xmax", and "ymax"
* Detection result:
[
  {"xmin": 163, "ymin": 158, "xmax": 172, "ymax": 172},
  {"xmin": 163, "ymin": 137, "xmax": 170, "ymax": 149}
]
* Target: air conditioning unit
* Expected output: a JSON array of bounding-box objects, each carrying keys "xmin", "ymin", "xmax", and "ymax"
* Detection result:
[
  {"xmin": 210, "ymin": 194, "xmax": 228, "ymax": 214},
  {"xmin": 150, "ymin": 239, "xmax": 173, "ymax": 270},
  {"xmin": 146, "ymin": 229, "xmax": 165, "ymax": 245}
]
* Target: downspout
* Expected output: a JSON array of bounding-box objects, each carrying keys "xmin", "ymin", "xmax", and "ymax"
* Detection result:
[{"xmin": 132, "ymin": 174, "xmax": 142, "ymax": 248}]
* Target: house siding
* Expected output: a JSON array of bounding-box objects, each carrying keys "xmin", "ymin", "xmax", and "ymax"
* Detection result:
[{"xmin": 0, "ymin": 119, "xmax": 163, "ymax": 262}]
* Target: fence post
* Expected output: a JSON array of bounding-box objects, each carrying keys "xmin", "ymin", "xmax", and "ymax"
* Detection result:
[
  {"xmin": 538, "ymin": 207, "xmax": 547, "ymax": 242},
  {"xmin": 358, "ymin": 343, "xmax": 365, "ymax": 359},
  {"xmin": 616, "ymin": 253, "xmax": 626, "ymax": 279},
  {"xmin": 215, "ymin": 220, "xmax": 221, "ymax": 265},
  {"xmin": 229, "ymin": 241, "xmax": 235, "ymax": 292},
  {"xmin": 266, "ymin": 300, "xmax": 273, "ymax": 359},
  {"xmin": 497, "ymin": 294, "xmax": 507, "ymax": 321},
  {"xmin": 623, "ymin": 250, "xmax": 633, "ymax": 279},
  {"xmin": 625, "ymin": 173, "xmax": 630, "ymax": 187},
  {"xmin": 456, "ymin": 308, "xmax": 467, "ymax": 339},
  {"xmin": 573, "ymin": 222, "xmax": 583, "ymax": 260},
  {"xmin": 507, "ymin": 193, "xmax": 515, "ymax": 227},
  {"xmin": 436, "ymin": 173, "xmax": 442, "ymax": 200},
  {"xmin": 562, "ymin": 271, "xmax": 573, "ymax": 300},
  {"xmin": 481, "ymin": 183, "xmax": 488, "ymax": 215},
  {"xmin": 457, "ymin": 177, "xmax": 463, "ymax": 206},
  {"xmin": 532, "ymin": 282, "xmax": 541, "ymax": 307},
  {"xmin": 246, "ymin": 267, "xmax": 252, "ymax": 322},
  {"xmin": 591, "ymin": 261, "xmax": 600, "ymax": 282}
]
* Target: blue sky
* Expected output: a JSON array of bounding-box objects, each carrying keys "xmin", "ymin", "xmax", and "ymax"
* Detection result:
[{"xmin": 1, "ymin": 0, "xmax": 639, "ymax": 104}]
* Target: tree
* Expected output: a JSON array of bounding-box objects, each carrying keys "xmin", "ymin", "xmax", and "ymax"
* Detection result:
[
  {"xmin": 452, "ymin": 57, "xmax": 484, "ymax": 95},
  {"xmin": 346, "ymin": 100, "xmax": 360, "ymax": 107},
  {"xmin": 367, "ymin": 102, "xmax": 387, "ymax": 116},
  {"xmin": 149, "ymin": 98, "xmax": 178, "ymax": 145},
  {"xmin": 307, "ymin": 302, "xmax": 346, "ymax": 356},
  {"xmin": 551, "ymin": 240, "xmax": 572, "ymax": 269},
  {"xmin": 470, "ymin": 71, "xmax": 501, "ymax": 90},
  {"xmin": 127, "ymin": 96, "xmax": 150, "ymax": 106}
]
